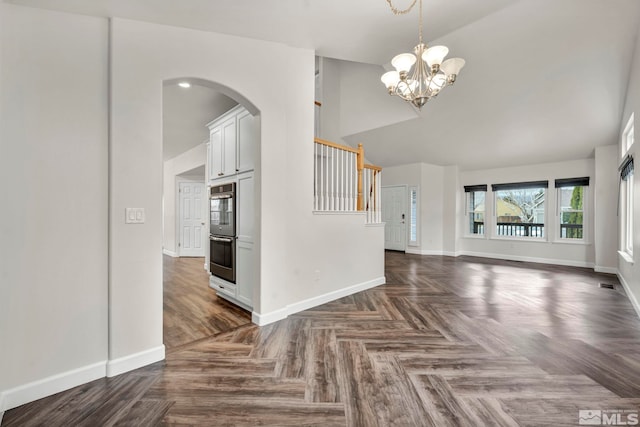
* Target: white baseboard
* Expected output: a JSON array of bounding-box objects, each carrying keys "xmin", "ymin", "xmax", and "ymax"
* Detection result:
[
  {"xmin": 252, "ymin": 307, "xmax": 289, "ymax": 326},
  {"xmin": 406, "ymin": 248, "xmax": 444, "ymax": 256},
  {"xmin": 106, "ymin": 345, "xmax": 165, "ymax": 378},
  {"xmin": 252, "ymin": 276, "xmax": 386, "ymax": 326},
  {"xmin": 0, "ymin": 361, "xmax": 106, "ymax": 412},
  {"xmin": 457, "ymin": 250, "xmax": 594, "ymax": 269},
  {"xmin": 617, "ymin": 273, "xmax": 640, "ymax": 320},
  {"xmin": 442, "ymin": 251, "xmax": 460, "ymax": 257},
  {"xmin": 162, "ymin": 249, "xmax": 178, "ymax": 257},
  {"xmin": 288, "ymin": 276, "xmax": 386, "ymax": 316},
  {"xmin": 594, "ymin": 265, "xmax": 618, "ymax": 274}
]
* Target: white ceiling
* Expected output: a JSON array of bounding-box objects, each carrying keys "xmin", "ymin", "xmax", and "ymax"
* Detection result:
[
  {"xmin": 162, "ymin": 83, "xmax": 236, "ymax": 161},
  {"xmin": 9, "ymin": 0, "xmax": 640, "ymax": 169}
]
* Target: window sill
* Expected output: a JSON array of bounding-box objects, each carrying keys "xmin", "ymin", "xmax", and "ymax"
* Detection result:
[
  {"xmin": 618, "ymin": 250, "xmax": 634, "ymax": 265},
  {"xmin": 551, "ymin": 239, "xmax": 591, "ymax": 246},
  {"xmin": 489, "ymin": 236, "xmax": 548, "ymax": 243},
  {"xmin": 463, "ymin": 234, "xmax": 486, "ymax": 239}
]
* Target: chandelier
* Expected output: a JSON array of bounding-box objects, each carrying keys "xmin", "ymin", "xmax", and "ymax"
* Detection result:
[{"xmin": 381, "ymin": 0, "xmax": 465, "ymax": 109}]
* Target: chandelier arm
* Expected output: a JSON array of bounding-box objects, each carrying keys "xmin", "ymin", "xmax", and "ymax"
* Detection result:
[{"xmin": 385, "ymin": 0, "xmax": 417, "ymax": 15}]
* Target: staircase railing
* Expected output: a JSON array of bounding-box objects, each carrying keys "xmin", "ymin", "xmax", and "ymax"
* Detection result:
[{"xmin": 314, "ymin": 137, "xmax": 382, "ymax": 223}]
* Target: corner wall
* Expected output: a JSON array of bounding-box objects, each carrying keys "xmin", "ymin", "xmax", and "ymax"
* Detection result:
[
  {"xmin": 618, "ymin": 19, "xmax": 640, "ymax": 315},
  {"xmin": 0, "ymin": 4, "xmax": 109, "ymax": 408}
]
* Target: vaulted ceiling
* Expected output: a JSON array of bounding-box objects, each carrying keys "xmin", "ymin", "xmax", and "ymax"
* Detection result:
[{"xmin": 8, "ymin": 0, "xmax": 640, "ymax": 170}]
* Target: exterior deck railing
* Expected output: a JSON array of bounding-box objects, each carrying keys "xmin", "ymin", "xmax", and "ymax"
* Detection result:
[{"xmin": 497, "ymin": 222, "xmax": 545, "ymax": 237}]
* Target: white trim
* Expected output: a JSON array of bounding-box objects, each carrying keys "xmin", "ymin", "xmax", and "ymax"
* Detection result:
[
  {"xmin": 618, "ymin": 250, "xmax": 634, "ymax": 265},
  {"xmin": 617, "ymin": 272, "xmax": 640, "ymax": 320},
  {"xmin": 288, "ymin": 276, "xmax": 385, "ymax": 315},
  {"xmin": 1, "ymin": 361, "xmax": 106, "ymax": 412},
  {"xmin": 457, "ymin": 250, "xmax": 594, "ymax": 269},
  {"xmin": 312, "ymin": 211, "xmax": 367, "ymax": 216},
  {"xmin": 163, "ymin": 248, "xmax": 178, "ymax": 257},
  {"xmin": 594, "ymin": 266, "xmax": 618, "ymax": 274},
  {"xmin": 406, "ymin": 248, "xmax": 445, "ymax": 256},
  {"xmin": 252, "ymin": 307, "xmax": 289, "ymax": 326},
  {"xmin": 0, "ymin": 409, "xmax": 3, "ymax": 425},
  {"xmin": 251, "ymin": 276, "xmax": 386, "ymax": 326},
  {"xmin": 442, "ymin": 251, "xmax": 460, "ymax": 257},
  {"xmin": 106, "ymin": 345, "xmax": 165, "ymax": 378}
]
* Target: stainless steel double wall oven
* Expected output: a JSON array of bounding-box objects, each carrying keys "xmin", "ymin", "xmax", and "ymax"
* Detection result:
[{"xmin": 209, "ymin": 183, "xmax": 236, "ymax": 283}]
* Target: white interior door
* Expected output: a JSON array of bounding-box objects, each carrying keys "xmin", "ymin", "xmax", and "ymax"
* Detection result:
[
  {"xmin": 382, "ymin": 186, "xmax": 407, "ymax": 251},
  {"xmin": 179, "ymin": 181, "xmax": 206, "ymax": 257}
]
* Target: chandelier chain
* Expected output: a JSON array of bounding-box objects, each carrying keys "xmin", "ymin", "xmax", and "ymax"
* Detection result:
[{"xmin": 385, "ymin": 0, "xmax": 417, "ymax": 15}]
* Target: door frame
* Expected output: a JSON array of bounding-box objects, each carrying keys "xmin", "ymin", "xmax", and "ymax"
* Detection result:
[
  {"xmin": 176, "ymin": 177, "xmax": 207, "ymax": 257},
  {"xmin": 382, "ymin": 184, "xmax": 408, "ymax": 252}
]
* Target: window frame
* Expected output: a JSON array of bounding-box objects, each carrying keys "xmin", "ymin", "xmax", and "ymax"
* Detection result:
[
  {"xmin": 620, "ymin": 114, "xmax": 634, "ymax": 262},
  {"xmin": 622, "ymin": 113, "xmax": 635, "ymax": 156},
  {"xmin": 492, "ymin": 181, "xmax": 548, "ymax": 240},
  {"xmin": 555, "ymin": 177, "xmax": 589, "ymax": 243},
  {"xmin": 464, "ymin": 185, "xmax": 487, "ymax": 238},
  {"xmin": 408, "ymin": 186, "xmax": 419, "ymax": 247}
]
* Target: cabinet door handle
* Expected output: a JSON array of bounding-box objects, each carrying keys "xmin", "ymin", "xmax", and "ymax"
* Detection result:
[
  {"xmin": 218, "ymin": 172, "xmax": 224, "ymax": 176},
  {"xmin": 220, "ymin": 285, "xmax": 225, "ymax": 289}
]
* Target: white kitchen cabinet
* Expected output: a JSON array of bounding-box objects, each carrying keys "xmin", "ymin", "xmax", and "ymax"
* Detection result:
[
  {"xmin": 236, "ymin": 109, "xmax": 257, "ymax": 173},
  {"xmin": 207, "ymin": 105, "xmax": 257, "ymax": 182},
  {"xmin": 236, "ymin": 171, "xmax": 255, "ymax": 307},
  {"xmin": 207, "ymin": 106, "xmax": 257, "ymax": 312},
  {"xmin": 208, "ymin": 116, "xmax": 236, "ymax": 179}
]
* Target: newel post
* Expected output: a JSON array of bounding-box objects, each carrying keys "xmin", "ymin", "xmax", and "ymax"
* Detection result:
[{"xmin": 357, "ymin": 143, "xmax": 364, "ymax": 211}]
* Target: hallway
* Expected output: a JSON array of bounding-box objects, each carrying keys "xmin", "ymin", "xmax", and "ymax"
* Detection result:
[{"xmin": 163, "ymin": 255, "xmax": 251, "ymax": 350}]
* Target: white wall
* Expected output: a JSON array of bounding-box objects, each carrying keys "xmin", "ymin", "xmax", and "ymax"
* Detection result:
[
  {"xmin": 382, "ymin": 163, "xmax": 446, "ymax": 255},
  {"xmin": 109, "ymin": 17, "xmax": 384, "ymax": 360},
  {"xmin": 459, "ymin": 159, "xmax": 595, "ymax": 267},
  {"xmin": 163, "ymin": 142, "xmax": 206, "ymax": 255},
  {"xmin": 0, "ymin": 4, "xmax": 108, "ymax": 407},
  {"xmin": 618, "ymin": 20, "xmax": 640, "ymax": 315},
  {"xmin": 317, "ymin": 57, "xmax": 342, "ymax": 144},
  {"xmin": 594, "ymin": 145, "xmax": 619, "ymax": 272},
  {"xmin": 339, "ymin": 60, "xmax": 417, "ymax": 138}
]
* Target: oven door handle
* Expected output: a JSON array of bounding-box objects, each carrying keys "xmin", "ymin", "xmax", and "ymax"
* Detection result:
[
  {"xmin": 210, "ymin": 194, "xmax": 232, "ymax": 200},
  {"xmin": 210, "ymin": 236, "xmax": 233, "ymax": 243}
]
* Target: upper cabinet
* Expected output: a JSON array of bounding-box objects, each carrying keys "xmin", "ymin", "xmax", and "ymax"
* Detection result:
[{"xmin": 207, "ymin": 105, "xmax": 257, "ymax": 181}]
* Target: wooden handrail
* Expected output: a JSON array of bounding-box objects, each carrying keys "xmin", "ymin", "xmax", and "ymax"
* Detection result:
[
  {"xmin": 313, "ymin": 137, "xmax": 359, "ymax": 154},
  {"xmin": 313, "ymin": 137, "xmax": 382, "ymax": 215},
  {"xmin": 357, "ymin": 144, "xmax": 364, "ymax": 211}
]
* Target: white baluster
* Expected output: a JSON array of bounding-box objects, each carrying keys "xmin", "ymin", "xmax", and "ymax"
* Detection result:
[{"xmin": 314, "ymin": 143, "xmax": 318, "ymax": 210}]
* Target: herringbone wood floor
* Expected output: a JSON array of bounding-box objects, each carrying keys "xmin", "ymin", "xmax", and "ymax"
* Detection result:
[
  {"xmin": 163, "ymin": 255, "xmax": 251, "ymax": 349},
  {"xmin": 4, "ymin": 252, "xmax": 640, "ymax": 426}
]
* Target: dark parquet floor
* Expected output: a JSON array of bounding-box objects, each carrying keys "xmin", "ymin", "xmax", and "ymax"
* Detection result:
[
  {"xmin": 162, "ymin": 255, "xmax": 251, "ymax": 350},
  {"xmin": 4, "ymin": 252, "xmax": 640, "ymax": 426}
]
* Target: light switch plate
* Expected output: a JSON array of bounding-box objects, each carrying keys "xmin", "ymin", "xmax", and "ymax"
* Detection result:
[{"xmin": 125, "ymin": 208, "xmax": 145, "ymax": 224}]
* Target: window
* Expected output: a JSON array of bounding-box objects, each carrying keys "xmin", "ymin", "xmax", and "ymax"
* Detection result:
[
  {"xmin": 623, "ymin": 113, "xmax": 634, "ymax": 155},
  {"xmin": 408, "ymin": 187, "xmax": 419, "ymax": 246},
  {"xmin": 464, "ymin": 185, "xmax": 487, "ymax": 235},
  {"xmin": 555, "ymin": 177, "xmax": 589, "ymax": 240},
  {"xmin": 620, "ymin": 155, "xmax": 634, "ymax": 258},
  {"xmin": 492, "ymin": 181, "xmax": 548, "ymax": 238}
]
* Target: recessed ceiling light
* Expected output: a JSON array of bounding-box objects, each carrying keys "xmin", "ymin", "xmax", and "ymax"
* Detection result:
[{"xmin": 178, "ymin": 82, "xmax": 191, "ymax": 88}]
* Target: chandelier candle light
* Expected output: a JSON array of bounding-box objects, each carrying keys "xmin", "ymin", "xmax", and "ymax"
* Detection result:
[{"xmin": 381, "ymin": 0, "xmax": 465, "ymax": 109}]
